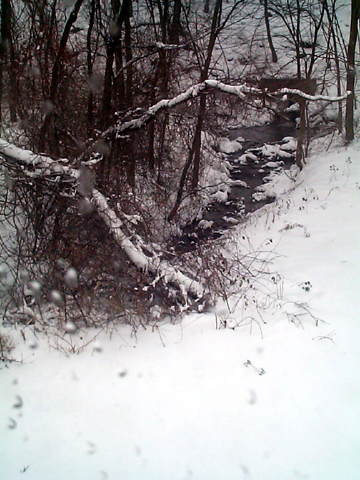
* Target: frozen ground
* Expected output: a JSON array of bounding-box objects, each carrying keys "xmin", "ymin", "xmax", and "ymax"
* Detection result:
[{"xmin": 1, "ymin": 135, "xmax": 360, "ymax": 480}]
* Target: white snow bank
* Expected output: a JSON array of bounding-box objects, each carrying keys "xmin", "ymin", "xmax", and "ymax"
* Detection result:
[
  {"xmin": 218, "ymin": 138, "xmax": 243, "ymax": 154},
  {"xmin": 1, "ymin": 143, "xmax": 360, "ymax": 480},
  {"xmin": 260, "ymin": 143, "xmax": 294, "ymax": 159},
  {"xmin": 237, "ymin": 151, "xmax": 258, "ymax": 163},
  {"xmin": 198, "ymin": 219, "xmax": 214, "ymax": 229},
  {"xmin": 281, "ymin": 136, "xmax": 297, "ymax": 151}
]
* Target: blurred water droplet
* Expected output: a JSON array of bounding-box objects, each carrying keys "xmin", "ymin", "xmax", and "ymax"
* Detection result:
[
  {"xmin": 118, "ymin": 368, "xmax": 128, "ymax": 378},
  {"xmin": 94, "ymin": 140, "xmax": 110, "ymax": 156},
  {"xmin": 29, "ymin": 65, "xmax": 40, "ymax": 78},
  {"xmin": 78, "ymin": 198, "xmax": 94, "ymax": 216},
  {"xmin": 40, "ymin": 100, "xmax": 55, "ymax": 116},
  {"xmin": 28, "ymin": 281, "xmax": 42, "ymax": 299},
  {"xmin": 8, "ymin": 418, "xmax": 17, "ymax": 429},
  {"xmin": 50, "ymin": 290, "xmax": 64, "ymax": 307},
  {"xmin": 75, "ymin": 138, "xmax": 86, "ymax": 153},
  {"xmin": 109, "ymin": 21, "xmax": 121, "ymax": 38},
  {"xmin": 87, "ymin": 441, "xmax": 97, "ymax": 454},
  {"xmin": 0, "ymin": 265, "xmax": 7, "ymax": 279},
  {"xmin": 88, "ymin": 73, "xmax": 102, "ymax": 93},
  {"xmin": 60, "ymin": 0, "xmax": 76, "ymax": 7},
  {"xmin": 65, "ymin": 321, "xmax": 77, "ymax": 334},
  {"xmin": 113, "ymin": 260, "xmax": 121, "ymax": 272},
  {"xmin": 1, "ymin": 39, "xmax": 11, "ymax": 54},
  {"xmin": 20, "ymin": 118, "xmax": 30, "ymax": 129},
  {"xmin": 78, "ymin": 166, "xmax": 94, "ymax": 197},
  {"xmin": 56, "ymin": 258, "xmax": 67, "ymax": 271},
  {"xmin": 28, "ymin": 339, "xmax": 38, "ymax": 350},
  {"xmin": 5, "ymin": 173, "xmax": 14, "ymax": 191},
  {"xmin": 13, "ymin": 395, "xmax": 23, "ymax": 409},
  {"xmin": 93, "ymin": 341, "xmax": 103, "ymax": 353},
  {"xmin": 19, "ymin": 270, "xmax": 29, "ymax": 285},
  {"xmin": 64, "ymin": 268, "xmax": 78, "ymax": 290},
  {"xmin": 248, "ymin": 389, "xmax": 257, "ymax": 405},
  {"xmin": 17, "ymin": 226, "xmax": 26, "ymax": 240}
]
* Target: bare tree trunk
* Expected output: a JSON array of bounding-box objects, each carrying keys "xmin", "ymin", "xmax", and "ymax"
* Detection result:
[
  {"xmin": 168, "ymin": 127, "xmax": 199, "ymax": 222},
  {"xmin": 295, "ymin": 0, "xmax": 302, "ymax": 79},
  {"xmin": 0, "ymin": 0, "xmax": 16, "ymax": 123},
  {"xmin": 296, "ymin": 97, "xmax": 306, "ymax": 168},
  {"xmin": 101, "ymin": 0, "xmax": 132, "ymax": 126},
  {"xmin": 102, "ymin": 43, "xmax": 116, "ymax": 125},
  {"xmin": 147, "ymin": 0, "xmax": 171, "ymax": 178},
  {"xmin": 147, "ymin": 120, "xmax": 155, "ymax": 171},
  {"xmin": 169, "ymin": 0, "xmax": 222, "ymax": 219},
  {"xmin": 43, "ymin": 0, "xmax": 58, "ymax": 97},
  {"xmin": 191, "ymin": 0, "xmax": 222, "ymax": 190},
  {"xmin": 264, "ymin": 0, "xmax": 278, "ymax": 63},
  {"xmin": 124, "ymin": 14, "xmax": 133, "ymax": 107},
  {"xmin": 323, "ymin": 0, "xmax": 343, "ymax": 132},
  {"xmin": 0, "ymin": 0, "xmax": 4, "ymax": 123},
  {"xmin": 169, "ymin": 0, "xmax": 182, "ymax": 44},
  {"xmin": 114, "ymin": 41, "xmax": 126, "ymax": 110},
  {"xmin": 39, "ymin": 0, "xmax": 85, "ymax": 152},
  {"xmin": 345, "ymin": 0, "xmax": 360, "ymax": 142},
  {"xmin": 87, "ymin": 0, "xmax": 96, "ymax": 132},
  {"xmin": 191, "ymin": 93, "xmax": 206, "ymax": 190}
]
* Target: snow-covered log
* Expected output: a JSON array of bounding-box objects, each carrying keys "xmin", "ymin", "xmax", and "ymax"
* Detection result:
[
  {"xmin": 0, "ymin": 139, "xmax": 205, "ymax": 302},
  {"xmin": 112, "ymin": 80, "xmax": 348, "ymax": 135}
]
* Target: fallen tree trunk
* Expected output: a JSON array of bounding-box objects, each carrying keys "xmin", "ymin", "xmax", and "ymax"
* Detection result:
[{"xmin": 0, "ymin": 139, "xmax": 204, "ymax": 304}]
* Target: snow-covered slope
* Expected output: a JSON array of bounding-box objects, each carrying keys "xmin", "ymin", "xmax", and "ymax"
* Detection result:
[{"xmin": 1, "ymin": 138, "xmax": 360, "ymax": 479}]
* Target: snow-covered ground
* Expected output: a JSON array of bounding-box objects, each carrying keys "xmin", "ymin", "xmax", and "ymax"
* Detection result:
[{"xmin": 1, "ymin": 135, "xmax": 360, "ymax": 479}]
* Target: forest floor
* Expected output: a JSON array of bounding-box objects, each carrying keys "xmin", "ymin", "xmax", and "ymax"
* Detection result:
[{"xmin": 1, "ymin": 131, "xmax": 360, "ymax": 480}]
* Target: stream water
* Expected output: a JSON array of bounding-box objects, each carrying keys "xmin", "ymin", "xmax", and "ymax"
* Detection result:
[{"xmin": 171, "ymin": 121, "xmax": 298, "ymax": 252}]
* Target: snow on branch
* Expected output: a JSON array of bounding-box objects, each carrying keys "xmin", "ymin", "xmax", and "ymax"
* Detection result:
[
  {"xmin": 109, "ymin": 79, "xmax": 347, "ymax": 138},
  {"xmin": 276, "ymin": 88, "xmax": 350, "ymax": 102},
  {"xmin": 114, "ymin": 81, "xmax": 262, "ymax": 135},
  {"xmin": 204, "ymin": 79, "xmax": 262, "ymax": 97},
  {"xmin": 114, "ymin": 83, "xmax": 206, "ymax": 136},
  {"xmin": 0, "ymin": 138, "xmax": 205, "ymax": 302}
]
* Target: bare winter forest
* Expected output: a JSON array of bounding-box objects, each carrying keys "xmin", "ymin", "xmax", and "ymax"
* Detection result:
[
  {"xmin": 1, "ymin": 3, "xmax": 360, "ymax": 479},
  {"xmin": 0, "ymin": 0, "xmax": 357, "ymax": 344}
]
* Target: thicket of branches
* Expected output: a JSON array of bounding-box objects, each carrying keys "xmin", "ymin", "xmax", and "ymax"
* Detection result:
[{"xmin": 0, "ymin": 0, "xmax": 355, "ymax": 326}]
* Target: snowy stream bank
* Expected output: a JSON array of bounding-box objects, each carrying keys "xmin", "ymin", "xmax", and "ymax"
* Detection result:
[
  {"xmin": 1, "ymin": 136, "xmax": 360, "ymax": 480},
  {"xmin": 172, "ymin": 122, "xmax": 298, "ymax": 251}
]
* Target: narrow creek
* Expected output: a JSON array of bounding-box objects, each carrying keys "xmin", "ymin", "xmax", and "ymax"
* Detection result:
[{"xmin": 171, "ymin": 121, "xmax": 299, "ymax": 252}]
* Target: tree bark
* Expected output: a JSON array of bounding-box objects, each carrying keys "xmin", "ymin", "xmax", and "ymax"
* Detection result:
[
  {"xmin": 87, "ymin": 0, "xmax": 97, "ymax": 132},
  {"xmin": 39, "ymin": 0, "xmax": 85, "ymax": 152},
  {"xmin": 295, "ymin": 97, "xmax": 306, "ymax": 168},
  {"xmin": 101, "ymin": 0, "xmax": 132, "ymax": 126},
  {"xmin": 191, "ymin": 0, "xmax": 222, "ymax": 191},
  {"xmin": 0, "ymin": 0, "xmax": 16, "ymax": 123},
  {"xmin": 264, "ymin": 0, "xmax": 278, "ymax": 63},
  {"xmin": 169, "ymin": 0, "xmax": 182, "ymax": 44},
  {"xmin": 124, "ymin": 14, "xmax": 133, "ymax": 107},
  {"xmin": 345, "ymin": 0, "xmax": 360, "ymax": 142}
]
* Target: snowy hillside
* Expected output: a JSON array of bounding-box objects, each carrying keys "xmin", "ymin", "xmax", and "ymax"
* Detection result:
[{"xmin": 1, "ymin": 135, "xmax": 359, "ymax": 479}]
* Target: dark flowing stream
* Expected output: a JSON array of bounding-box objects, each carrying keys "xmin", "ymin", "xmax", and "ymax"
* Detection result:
[{"xmin": 171, "ymin": 121, "xmax": 299, "ymax": 252}]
